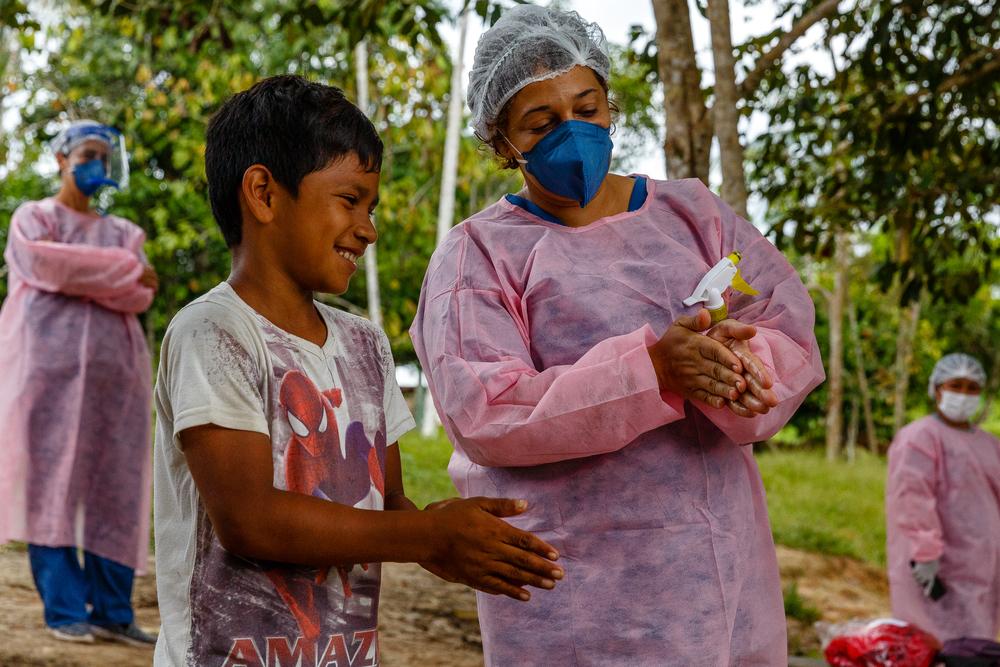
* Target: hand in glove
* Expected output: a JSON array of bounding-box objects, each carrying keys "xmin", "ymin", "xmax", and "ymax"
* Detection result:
[{"xmin": 911, "ymin": 559, "xmax": 941, "ymax": 598}]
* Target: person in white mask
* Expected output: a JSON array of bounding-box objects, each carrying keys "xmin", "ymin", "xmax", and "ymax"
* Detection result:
[{"xmin": 886, "ymin": 353, "xmax": 1000, "ymax": 642}]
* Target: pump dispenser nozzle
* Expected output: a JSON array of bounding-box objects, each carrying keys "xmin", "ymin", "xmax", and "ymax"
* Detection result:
[{"xmin": 683, "ymin": 251, "xmax": 759, "ymax": 323}]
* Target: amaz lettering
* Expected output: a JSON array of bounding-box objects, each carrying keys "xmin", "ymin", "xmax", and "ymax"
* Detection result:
[{"xmin": 221, "ymin": 630, "xmax": 378, "ymax": 667}]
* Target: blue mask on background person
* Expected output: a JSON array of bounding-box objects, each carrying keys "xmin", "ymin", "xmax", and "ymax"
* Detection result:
[
  {"xmin": 72, "ymin": 159, "xmax": 119, "ymax": 196},
  {"xmin": 508, "ymin": 120, "xmax": 613, "ymax": 208}
]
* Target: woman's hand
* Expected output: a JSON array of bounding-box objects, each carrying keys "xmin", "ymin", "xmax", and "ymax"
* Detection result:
[
  {"xmin": 647, "ymin": 309, "xmax": 748, "ymax": 409},
  {"xmin": 139, "ymin": 264, "xmax": 159, "ymax": 291},
  {"xmin": 707, "ymin": 319, "xmax": 778, "ymax": 417}
]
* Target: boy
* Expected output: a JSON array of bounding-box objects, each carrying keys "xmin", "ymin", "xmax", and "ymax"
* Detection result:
[{"xmin": 153, "ymin": 75, "xmax": 562, "ymax": 666}]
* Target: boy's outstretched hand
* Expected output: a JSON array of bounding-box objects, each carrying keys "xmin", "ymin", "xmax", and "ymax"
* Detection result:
[{"xmin": 420, "ymin": 497, "xmax": 563, "ymax": 602}]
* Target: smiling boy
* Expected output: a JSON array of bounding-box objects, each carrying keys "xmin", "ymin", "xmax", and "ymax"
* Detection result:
[{"xmin": 152, "ymin": 75, "xmax": 562, "ymax": 667}]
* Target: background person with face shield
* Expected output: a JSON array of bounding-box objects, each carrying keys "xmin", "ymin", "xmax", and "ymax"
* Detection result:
[
  {"xmin": 0, "ymin": 120, "xmax": 158, "ymax": 646},
  {"xmin": 886, "ymin": 353, "xmax": 1000, "ymax": 642},
  {"xmin": 410, "ymin": 5, "xmax": 824, "ymax": 664}
]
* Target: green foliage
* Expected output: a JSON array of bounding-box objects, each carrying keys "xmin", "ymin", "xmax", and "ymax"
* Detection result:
[
  {"xmin": 749, "ymin": 0, "xmax": 999, "ymax": 305},
  {"xmin": 4, "ymin": 0, "xmax": 997, "ymax": 449},
  {"xmin": 783, "ymin": 582, "xmax": 821, "ymax": 625},
  {"xmin": 758, "ymin": 449, "xmax": 887, "ymax": 565},
  {"xmin": 0, "ymin": 0, "xmax": 519, "ymax": 360},
  {"xmin": 745, "ymin": 0, "xmax": 999, "ymax": 445},
  {"xmin": 339, "ymin": 30, "xmax": 520, "ymax": 359},
  {"xmin": 782, "ymin": 238, "xmax": 1000, "ymax": 446},
  {"xmin": 608, "ymin": 43, "xmax": 661, "ymax": 174},
  {"xmin": 78, "ymin": 0, "xmax": 453, "ymax": 49}
]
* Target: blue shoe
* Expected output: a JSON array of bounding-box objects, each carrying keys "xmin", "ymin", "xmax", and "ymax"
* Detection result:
[
  {"xmin": 91, "ymin": 622, "xmax": 157, "ymax": 647},
  {"xmin": 49, "ymin": 622, "xmax": 95, "ymax": 643}
]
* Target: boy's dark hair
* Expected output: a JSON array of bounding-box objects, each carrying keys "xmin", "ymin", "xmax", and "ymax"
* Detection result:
[{"xmin": 205, "ymin": 75, "xmax": 383, "ymax": 247}]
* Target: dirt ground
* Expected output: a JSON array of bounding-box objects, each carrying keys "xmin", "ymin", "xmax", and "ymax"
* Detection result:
[
  {"xmin": 778, "ymin": 545, "xmax": 891, "ymax": 656},
  {"xmin": 0, "ymin": 544, "xmax": 889, "ymax": 666}
]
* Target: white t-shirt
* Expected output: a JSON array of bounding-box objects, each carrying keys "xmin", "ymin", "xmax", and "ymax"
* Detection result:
[{"xmin": 153, "ymin": 283, "xmax": 414, "ymax": 667}]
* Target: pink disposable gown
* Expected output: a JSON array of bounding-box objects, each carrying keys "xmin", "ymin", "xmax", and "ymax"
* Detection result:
[
  {"xmin": 886, "ymin": 415, "xmax": 1000, "ymax": 642},
  {"xmin": 0, "ymin": 198, "xmax": 154, "ymax": 572},
  {"xmin": 411, "ymin": 178, "xmax": 825, "ymax": 665}
]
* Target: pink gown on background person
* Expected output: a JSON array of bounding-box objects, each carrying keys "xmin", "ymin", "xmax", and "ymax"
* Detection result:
[
  {"xmin": 411, "ymin": 177, "xmax": 825, "ymax": 666},
  {"xmin": 0, "ymin": 197, "xmax": 154, "ymax": 572},
  {"xmin": 886, "ymin": 415, "xmax": 1000, "ymax": 642}
]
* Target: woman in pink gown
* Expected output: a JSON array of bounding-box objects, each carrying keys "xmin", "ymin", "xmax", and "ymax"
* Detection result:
[
  {"xmin": 411, "ymin": 6, "xmax": 824, "ymax": 665},
  {"xmin": 0, "ymin": 121, "xmax": 158, "ymax": 645}
]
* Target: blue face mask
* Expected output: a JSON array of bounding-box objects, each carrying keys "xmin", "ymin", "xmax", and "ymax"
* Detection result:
[
  {"xmin": 72, "ymin": 159, "xmax": 118, "ymax": 197},
  {"xmin": 510, "ymin": 120, "xmax": 614, "ymax": 208}
]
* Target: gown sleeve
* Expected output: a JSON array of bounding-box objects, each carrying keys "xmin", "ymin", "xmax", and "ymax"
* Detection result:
[
  {"xmin": 412, "ymin": 229, "xmax": 685, "ymax": 468},
  {"xmin": 5, "ymin": 203, "xmax": 153, "ymax": 311},
  {"xmin": 680, "ymin": 184, "xmax": 825, "ymax": 444},
  {"xmin": 886, "ymin": 427, "xmax": 945, "ymax": 562}
]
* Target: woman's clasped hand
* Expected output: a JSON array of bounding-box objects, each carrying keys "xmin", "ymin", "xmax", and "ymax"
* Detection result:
[{"xmin": 647, "ymin": 308, "xmax": 780, "ymax": 417}]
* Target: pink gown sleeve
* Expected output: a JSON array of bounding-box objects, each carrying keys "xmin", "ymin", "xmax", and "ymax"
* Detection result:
[
  {"xmin": 413, "ymin": 231, "xmax": 685, "ymax": 468},
  {"xmin": 92, "ymin": 223, "xmax": 154, "ymax": 314},
  {"xmin": 886, "ymin": 432, "xmax": 945, "ymax": 562},
  {"xmin": 92, "ymin": 286, "xmax": 154, "ymax": 314},
  {"xmin": 5, "ymin": 204, "xmax": 154, "ymax": 313},
  {"xmin": 689, "ymin": 189, "xmax": 825, "ymax": 444}
]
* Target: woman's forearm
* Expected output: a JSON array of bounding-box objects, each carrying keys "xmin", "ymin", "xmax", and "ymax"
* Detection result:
[{"xmin": 427, "ymin": 324, "xmax": 685, "ymax": 467}]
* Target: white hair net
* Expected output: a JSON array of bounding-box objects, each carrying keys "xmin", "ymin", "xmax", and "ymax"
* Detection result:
[
  {"xmin": 50, "ymin": 120, "xmax": 115, "ymax": 156},
  {"xmin": 928, "ymin": 353, "xmax": 987, "ymax": 398},
  {"xmin": 467, "ymin": 5, "xmax": 610, "ymax": 139}
]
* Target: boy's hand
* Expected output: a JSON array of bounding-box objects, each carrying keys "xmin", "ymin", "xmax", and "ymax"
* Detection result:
[{"xmin": 422, "ymin": 497, "xmax": 563, "ymax": 602}]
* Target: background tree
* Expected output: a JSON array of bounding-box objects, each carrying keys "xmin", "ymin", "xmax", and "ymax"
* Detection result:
[
  {"xmin": 1, "ymin": 0, "xmax": 997, "ymax": 453},
  {"xmin": 645, "ymin": 0, "xmax": 842, "ymax": 215},
  {"xmin": 750, "ymin": 0, "xmax": 999, "ymax": 448},
  {"xmin": 0, "ymin": 0, "xmax": 519, "ymax": 363}
]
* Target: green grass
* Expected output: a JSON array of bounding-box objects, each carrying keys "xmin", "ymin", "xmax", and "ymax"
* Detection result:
[
  {"xmin": 758, "ymin": 448, "xmax": 887, "ymax": 566},
  {"xmin": 397, "ymin": 432, "xmax": 889, "ymax": 566},
  {"xmin": 783, "ymin": 582, "xmax": 821, "ymax": 625},
  {"xmin": 397, "ymin": 430, "xmax": 460, "ymax": 509}
]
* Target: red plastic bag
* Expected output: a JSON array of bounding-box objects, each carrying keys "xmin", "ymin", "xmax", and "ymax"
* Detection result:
[{"xmin": 823, "ymin": 618, "xmax": 941, "ymax": 667}]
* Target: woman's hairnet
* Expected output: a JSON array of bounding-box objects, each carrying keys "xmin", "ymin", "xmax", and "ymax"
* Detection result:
[
  {"xmin": 467, "ymin": 5, "xmax": 610, "ymax": 139},
  {"xmin": 928, "ymin": 353, "xmax": 987, "ymax": 398}
]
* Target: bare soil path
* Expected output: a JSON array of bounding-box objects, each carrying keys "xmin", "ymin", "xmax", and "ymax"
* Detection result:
[{"xmin": 0, "ymin": 545, "xmax": 889, "ymax": 665}]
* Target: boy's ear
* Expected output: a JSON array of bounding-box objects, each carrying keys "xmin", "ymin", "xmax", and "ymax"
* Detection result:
[{"xmin": 241, "ymin": 164, "xmax": 277, "ymax": 224}]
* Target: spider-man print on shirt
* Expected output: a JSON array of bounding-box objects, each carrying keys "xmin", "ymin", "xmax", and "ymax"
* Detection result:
[{"xmin": 263, "ymin": 369, "xmax": 387, "ymax": 644}]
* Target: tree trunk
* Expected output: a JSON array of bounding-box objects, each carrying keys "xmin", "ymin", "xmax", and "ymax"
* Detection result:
[
  {"xmin": 706, "ymin": 0, "xmax": 749, "ymax": 218},
  {"xmin": 892, "ymin": 299, "xmax": 921, "ymax": 434},
  {"xmin": 434, "ymin": 9, "xmax": 469, "ymax": 248},
  {"xmin": 421, "ymin": 9, "xmax": 470, "ymax": 438},
  {"xmin": 846, "ymin": 394, "xmax": 859, "ymax": 464},
  {"xmin": 825, "ymin": 228, "xmax": 848, "ymax": 461},
  {"xmin": 650, "ymin": 0, "xmax": 712, "ymax": 182},
  {"xmin": 355, "ymin": 41, "xmax": 383, "ymax": 330},
  {"xmin": 848, "ymin": 301, "xmax": 878, "ymax": 453},
  {"xmin": 891, "ymin": 218, "xmax": 919, "ymax": 435}
]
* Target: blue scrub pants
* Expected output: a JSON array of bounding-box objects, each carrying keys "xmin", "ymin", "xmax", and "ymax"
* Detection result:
[{"xmin": 28, "ymin": 544, "xmax": 135, "ymax": 629}]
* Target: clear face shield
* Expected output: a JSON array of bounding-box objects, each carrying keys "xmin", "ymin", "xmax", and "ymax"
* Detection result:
[{"xmin": 57, "ymin": 124, "xmax": 130, "ymax": 196}]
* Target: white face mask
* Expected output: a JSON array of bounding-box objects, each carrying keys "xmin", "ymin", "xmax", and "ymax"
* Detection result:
[{"xmin": 937, "ymin": 390, "xmax": 981, "ymax": 424}]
